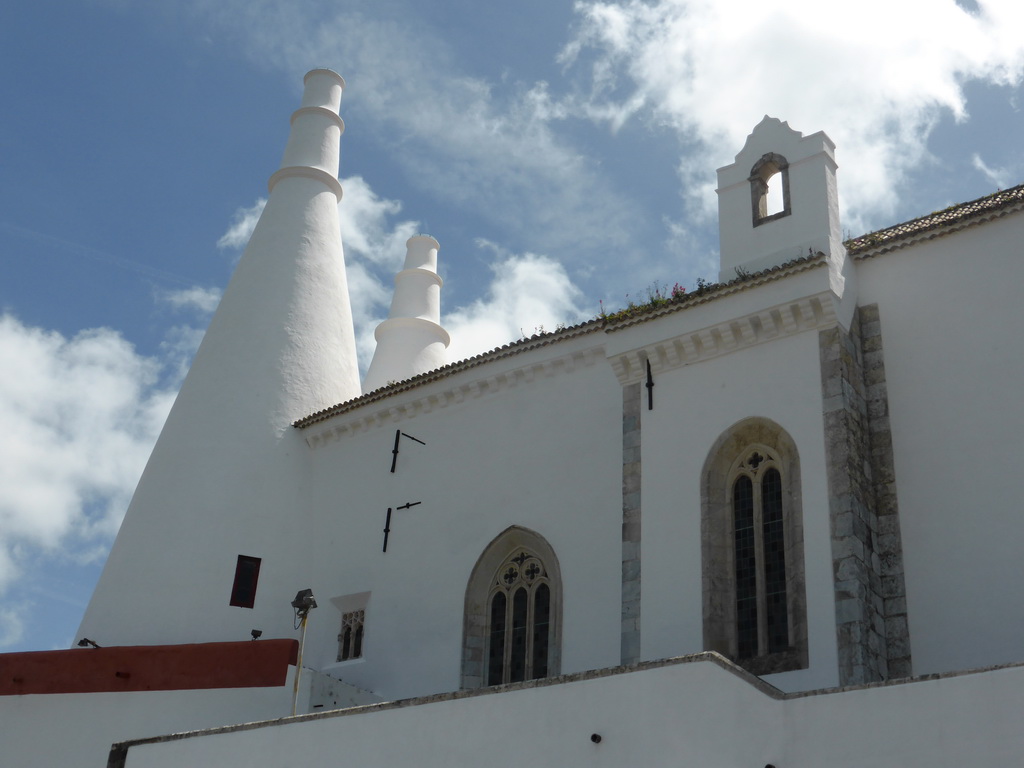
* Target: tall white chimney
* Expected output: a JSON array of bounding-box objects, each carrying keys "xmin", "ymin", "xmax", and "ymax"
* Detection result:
[{"xmin": 76, "ymin": 70, "xmax": 363, "ymax": 648}]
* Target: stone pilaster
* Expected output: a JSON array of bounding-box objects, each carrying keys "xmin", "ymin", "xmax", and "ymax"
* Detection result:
[
  {"xmin": 621, "ymin": 382, "xmax": 642, "ymax": 665},
  {"xmin": 820, "ymin": 310, "xmax": 886, "ymax": 685},
  {"xmin": 860, "ymin": 305, "xmax": 912, "ymax": 679}
]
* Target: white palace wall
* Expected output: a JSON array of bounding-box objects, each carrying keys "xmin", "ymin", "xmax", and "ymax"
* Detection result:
[
  {"xmin": 11, "ymin": 73, "xmax": 1024, "ymax": 766},
  {"xmin": 856, "ymin": 213, "xmax": 1024, "ymax": 675},
  {"xmin": 301, "ymin": 330, "xmax": 625, "ymax": 699}
]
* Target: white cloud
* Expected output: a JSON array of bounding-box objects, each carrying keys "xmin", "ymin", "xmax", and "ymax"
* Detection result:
[
  {"xmin": 0, "ymin": 315, "xmax": 176, "ymax": 612},
  {"xmin": 158, "ymin": 285, "xmax": 223, "ymax": 315},
  {"xmin": 0, "ymin": 606, "xmax": 24, "ymax": 648},
  {"xmin": 339, "ymin": 176, "xmax": 420, "ymax": 270},
  {"xmin": 561, "ymin": 0, "xmax": 1024, "ymax": 228},
  {"xmin": 972, "ymin": 153, "xmax": 1012, "ymax": 188},
  {"xmin": 443, "ymin": 249, "xmax": 591, "ymax": 363},
  {"xmin": 189, "ymin": 1, "xmax": 646, "ymax": 263},
  {"xmin": 217, "ymin": 198, "xmax": 266, "ymax": 249}
]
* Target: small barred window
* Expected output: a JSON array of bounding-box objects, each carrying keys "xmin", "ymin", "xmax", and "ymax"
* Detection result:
[{"xmin": 337, "ymin": 610, "xmax": 365, "ymax": 662}]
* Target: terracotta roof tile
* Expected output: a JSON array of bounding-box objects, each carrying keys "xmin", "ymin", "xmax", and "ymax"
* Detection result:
[
  {"xmin": 296, "ymin": 182, "xmax": 1024, "ymax": 427},
  {"xmin": 845, "ymin": 183, "xmax": 1024, "ymax": 256}
]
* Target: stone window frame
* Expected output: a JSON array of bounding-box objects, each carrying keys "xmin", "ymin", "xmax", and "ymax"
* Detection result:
[
  {"xmin": 750, "ymin": 152, "xmax": 792, "ymax": 227},
  {"xmin": 701, "ymin": 418, "xmax": 807, "ymax": 675},
  {"xmin": 461, "ymin": 526, "xmax": 562, "ymax": 689},
  {"xmin": 330, "ymin": 591, "xmax": 370, "ymax": 664}
]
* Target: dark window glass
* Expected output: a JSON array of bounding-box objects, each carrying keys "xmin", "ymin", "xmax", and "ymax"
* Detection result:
[
  {"xmin": 229, "ymin": 555, "xmax": 261, "ymax": 609},
  {"xmin": 487, "ymin": 592, "xmax": 507, "ymax": 686},
  {"xmin": 762, "ymin": 469, "xmax": 789, "ymax": 653},
  {"xmin": 353, "ymin": 624, "xmax": 364, "ymax": 658},
  {"xmin": 532, "ymin": 583, "xmax": 550, "ymax": 679},
  {"xmin": 340, "ymin": 626, "xmax": 352, "ymax": 660},
  {"xmin": 509, "ymin": 588, "xmax": 529, "ymax": 683},
  {"xmin": 733, "ymin": 476, "xmax": 757, "ymax": 658}
]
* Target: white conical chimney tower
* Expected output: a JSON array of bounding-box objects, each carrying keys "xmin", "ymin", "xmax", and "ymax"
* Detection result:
[
  {"xmin": 363, "ymin": 235, "xmax": 451, "ymax": 391},
  {"xmin": 77, "ymin": 69, "xmax": 361, "ymax": 647}
]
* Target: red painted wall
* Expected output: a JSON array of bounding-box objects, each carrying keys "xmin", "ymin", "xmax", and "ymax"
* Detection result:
[{"xmin": 0, "ymin": 639, "xmax": 298, "ymax": 695}]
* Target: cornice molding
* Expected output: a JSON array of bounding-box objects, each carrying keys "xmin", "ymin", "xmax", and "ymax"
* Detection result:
[
  {"xmin": 603, "ymin": 254, "xmax": 825, "ymax": 333},
  {"xmin": 302, "ymin": 343, "xmax": 606, "ymax": 448},
  {"xmin": 608, "ymin": 291, "xmax": 838, "ymax": 386}
]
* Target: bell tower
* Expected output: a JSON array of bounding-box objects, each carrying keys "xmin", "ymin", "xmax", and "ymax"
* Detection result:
[{"xmin": 716, "ymin": 117, "xmax": 845, "ymax": 283}]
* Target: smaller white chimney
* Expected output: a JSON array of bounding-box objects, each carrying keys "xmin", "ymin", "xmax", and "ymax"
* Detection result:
[{"xmin": 363, "ymin": 235, "xmax": 451, "ymax": 392}]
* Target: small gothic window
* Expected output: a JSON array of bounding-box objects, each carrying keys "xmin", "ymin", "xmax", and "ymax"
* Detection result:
[
  {"xmin": 486, "ymin": 550, "xmax": 552, "ymax": 686},
  {"xmin": 337, "ymin": 610, "xmax": 365, "ymax": 661},
  {"xmin": 750, "ymin": 153, "xmax": 791, "ymax": 226},
  {"xmin": 229, "ymin": 555, "xmax": 261, "ymax": 609}
]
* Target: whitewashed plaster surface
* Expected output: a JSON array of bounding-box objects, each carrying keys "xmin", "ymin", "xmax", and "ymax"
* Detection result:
[
  {"xmin": 303, "ymin": 332, "xmax": 624, "ymax": 699},
  {"xmin": 856, "ymin": 210, "xmax": 1024, "ymax": 676},
  {"xmin": 1, "ymin": 683, "xmax": 293, "ymax": 768},
  {"xmin": 118, "ymin": 657, "xmax": 1024, "ymax": 768},
  {"xmin": 75, "ymin": 70, "xmax": 360, "ymax": 650}
]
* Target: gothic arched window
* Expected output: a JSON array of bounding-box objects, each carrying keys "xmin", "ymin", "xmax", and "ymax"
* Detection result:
[
  {"xmin": 702, "ymin": 419, "xmax": 807, "ymax": 675},
  {"xmin": 732, "ymin": 451, "xmax": 788, "ymax": 658},
  {"xmin": 486, "ymin": 551, "xmax": 551, "ymax": 685},
  {"xmin": 462, "ymin": 527, "xmax": 561, "ymax": 689}
]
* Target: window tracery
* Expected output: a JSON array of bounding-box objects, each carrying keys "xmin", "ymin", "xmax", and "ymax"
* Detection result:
[
  {"xmin": 337, "ymin": 609, "xmax": 365, "ymax": 662},
  {"xmin": 731, "ymin": 449, "xmax": 789, "ymax": 658},
  {"xmin": 462, "ymin": 526, "xmax": 561, "ymax": 689},
  {"xmin": 486, "ymin": 550, "xmax": 551, "ymax": 685}
]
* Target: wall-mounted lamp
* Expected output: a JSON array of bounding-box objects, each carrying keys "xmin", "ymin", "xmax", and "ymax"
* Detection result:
[
  {"xmin": 291, "ymin": 589, "xmax": 317, "ymax": 619},
  {"xmin": 77, "ymin": 638, "xmax": 101, "ymax": 649}
]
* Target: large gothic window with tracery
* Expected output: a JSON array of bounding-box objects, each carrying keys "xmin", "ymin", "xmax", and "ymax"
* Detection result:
[
  {"xmin": 462, "ymin": 526, "xmax": 561, "ymax": 689},
  {"xmin": 732, "ymin": 452, "xmax": 789, "ymax": 659},
  {"xmin": 486, "ymin": 550, "xmax": 551, "ymax": 685},
  {"xmin": 701, "ymin": 418, "xmax": 807, "ymax": 676}
]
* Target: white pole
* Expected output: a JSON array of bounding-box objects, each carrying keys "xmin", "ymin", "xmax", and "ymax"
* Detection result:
[{"xmin": 291, "ymin": 613, "xmax": 309, "ymax": 716}]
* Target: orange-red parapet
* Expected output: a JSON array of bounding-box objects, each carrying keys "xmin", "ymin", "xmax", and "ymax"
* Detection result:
[{"xmin": 0, "ymin": 639, "xmax": 298, "ymax": 695}]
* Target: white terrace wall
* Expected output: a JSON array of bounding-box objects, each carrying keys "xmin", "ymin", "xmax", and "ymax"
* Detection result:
[
  {"xmin": 118, "ymin": 658, "xmax": 1024, "ymax": 768},
  {"xmin": 855, "ymin": 210, "xmax": 1024, "ymax": 676},
  {"xmin": 2, "ymin": 683, "xmax": 293, "ymax": 768}
]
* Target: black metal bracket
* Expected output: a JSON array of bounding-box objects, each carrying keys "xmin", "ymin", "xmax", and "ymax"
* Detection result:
[
  {"xmin": 382, "ymin": 501, "xmax": 423, "ymax": 552},
  {"xmin": 390, "ymin": 429, "xmax": 426, "ymax": 473},
  {"xmin": 645, "ymin": 359, "xmax": 654, "ymax": 411}
]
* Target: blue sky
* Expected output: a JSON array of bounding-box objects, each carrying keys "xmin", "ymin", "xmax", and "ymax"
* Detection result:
[{"xmin": 2, "ymin": 0, "xmax": 1022, "ymax": 652}]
